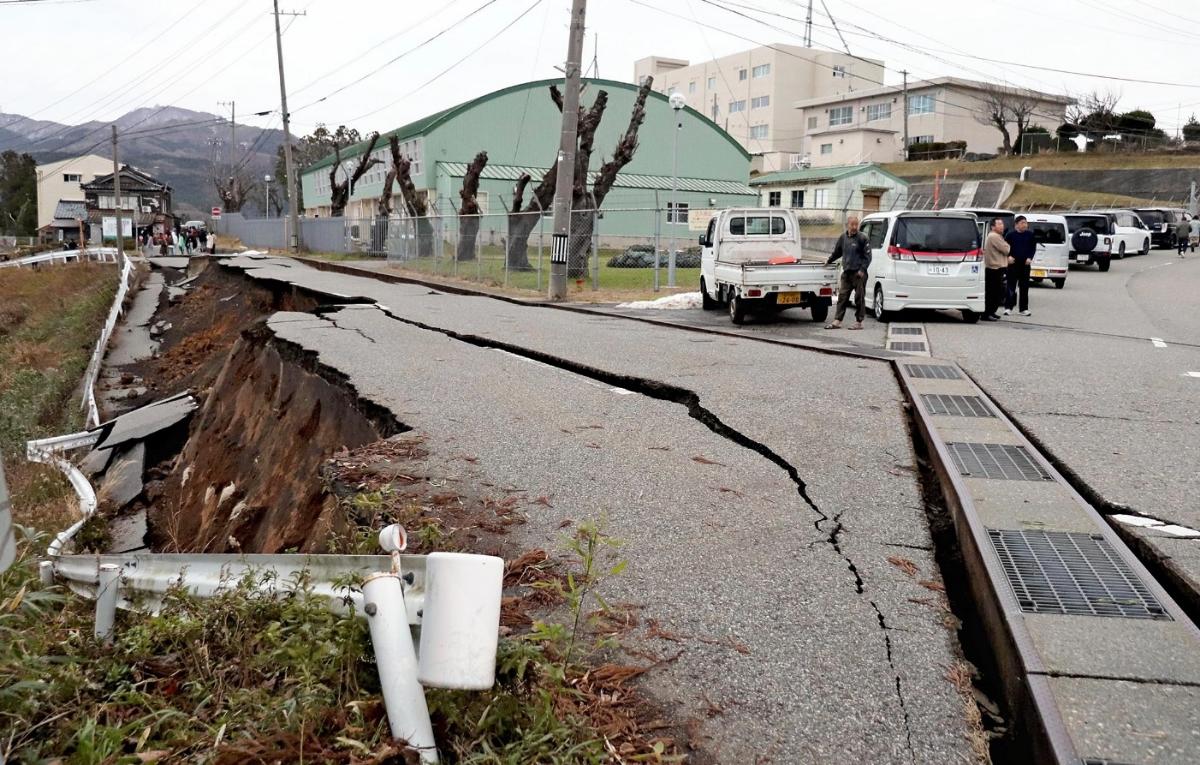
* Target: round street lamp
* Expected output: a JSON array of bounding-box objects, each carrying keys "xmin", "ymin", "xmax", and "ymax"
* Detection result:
[
  {"xmin": 264, "ymin": 174, "xmax": 273, "ymax": 218},
  {"xmin": 668, "ymin": 91, "xmax": 686, "ymax": 287}
]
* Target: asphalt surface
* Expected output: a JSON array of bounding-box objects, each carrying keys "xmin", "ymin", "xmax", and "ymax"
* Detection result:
[{"xmin": 220, "ymin": 255, "xmax": 979, "ymax": 763}]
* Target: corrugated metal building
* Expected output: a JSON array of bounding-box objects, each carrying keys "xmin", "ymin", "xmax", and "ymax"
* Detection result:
[{"xmin": 299, "ymin": 78, "xmax": 757, "ymax": 236}]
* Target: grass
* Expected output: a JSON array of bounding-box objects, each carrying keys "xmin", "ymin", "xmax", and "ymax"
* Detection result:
[
  {"xmin": 1003, "ymin": 181, "xmax": 1162, "ymax": 211},
  {"xmin": 0, "ymin": 262, "xmax": 118, "ymax": 531},
  {"xmin": 885, "ymin": 150, "xmax": 1200, "ymax": 178}
]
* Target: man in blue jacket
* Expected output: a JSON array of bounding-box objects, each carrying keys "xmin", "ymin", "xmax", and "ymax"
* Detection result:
[{"xmin": 1004, "ymin": 215, "xmax": 1036, "ymax": 316}]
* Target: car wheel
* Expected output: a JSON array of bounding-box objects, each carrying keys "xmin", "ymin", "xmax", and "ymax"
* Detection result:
[
  {"xmin": 1052, "ymin": 278, "xmax": 1066, "ymax": 289},
  {"xmin": 1140, "ymin": 239, "xmax": 1150, "ymax": 256},
  {"xmin": 700, "ymin": 278, "xmax": 718, "ymax": 310},
  {"xmin": 961, "ymin": 309, "xmax": 981, "ymax": 324},
  {"xmin": 873, "ymin": 284, "xmax": 891, "ymax": 322},
  {"xmin": 810, "ymin": 301, "xmax": 829, "ymax": 323},
  {"xmin": 729, "ymin": 294, "xmax": 747, "ymax": 325},
  {"xmin": 1117, "ymin": 242, "xmax": 1126, "ymax": 259},
  {"xmin": 1097, "ymin": 256, "xmax": 1111, "ymax": 272}
]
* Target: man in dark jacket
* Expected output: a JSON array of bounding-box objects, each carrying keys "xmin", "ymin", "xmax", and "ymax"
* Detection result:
[
  {"xmin": 825, "ymin": 215, "xmax": 872, "ymax": 329},
  {"xmin": 1004, "ymin": 215, "xmax": 1036, "ymax": 316}
]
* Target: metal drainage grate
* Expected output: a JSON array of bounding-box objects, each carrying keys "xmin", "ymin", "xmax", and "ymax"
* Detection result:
[
  {"xmin": 988, "ymin": 530, "xmax": 1171, "ymax": 620},
  {"xmin": 891, "ymin": 327, "xmax": 924, "ymax": 335},
  {"xmin": 947, "ymin": 442, "xmax": 1052, "ymax": 480},
  {"xmin": 889, "ymin": 341, "xmax": 927, "ymax": 352},
  {"xmin": 922, "ymin": 394, "xmax": 994, "ymax": 418},
  {"xmin": 904, "ymin": 364, "xmax": 961, "ymax": 379}
]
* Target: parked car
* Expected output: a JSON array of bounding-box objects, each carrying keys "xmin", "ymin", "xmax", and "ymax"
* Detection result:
[
  {"xmin": 699, "ymin": 208, "xmax": 835, "ymax": 324},
  {"xmin": 183, "ymin": 219, "xmax": 208, "ymax": 234},
  {"xmin": 1132, "ymin": 207, "xmax": 1180, "ymax": 249},
  {"xmin": 1023, "ymin": 213, "xmax": 1070, "ymax": 288},
  {"xmin": 944, "ymin": 207, "xmax": 1016, "ymax": 242},
  {"xmin": 858, "ymin": 210, "xmax": 984, "ymax": 323},
  {"xmin": 1062, "ymin": 212, "xmax": 1113, "ymax": 271},
  {"xmin": 1095, "ymin": 209, "xmax": 1151, "ymax": 258},
  {"xmin": 607, "ymin": 245, "xmax": 700, "ymax": 269}
]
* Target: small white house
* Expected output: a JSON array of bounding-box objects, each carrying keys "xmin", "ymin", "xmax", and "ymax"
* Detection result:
[{"xmin": 749, "ymin": 163, "xmax": 909, "ymax": 220}]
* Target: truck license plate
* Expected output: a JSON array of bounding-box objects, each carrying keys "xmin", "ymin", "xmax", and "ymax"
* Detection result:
[
  {"xmin": 1031, "ymin": 268, "xmax": 1047, "ymax": 278},
  {"xmin": 777, "ymin": 292, "xmax": 801, "ymax": 305},
  {"xmin": 926, "ymin": 265, "xmax": 951, "ymax": 275}
]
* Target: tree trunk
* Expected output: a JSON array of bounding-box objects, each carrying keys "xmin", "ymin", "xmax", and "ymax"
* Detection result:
[
  {"xmin": 389, "ymin": 135, "xmax": 433, "ymax": 258},
  {"xmin": 456, "ymin": 151, "xmax": 488, "ymax": 261},
  {"xmin": 330, "ymin": 133, "xmax": 381, "ymax": 217},
  {"xmin": 567, "ymin": 207, "xmax": 594, "ymax": 280},
  {"xmin": 506, "ymin": 209, "xmax": 540, "ymax": 270}
]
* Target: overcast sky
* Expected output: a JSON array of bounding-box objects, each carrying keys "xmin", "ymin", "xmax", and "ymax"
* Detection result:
[{"xmin": 3, "ymin": 0, "xmax": 1197, "ymax": 137}]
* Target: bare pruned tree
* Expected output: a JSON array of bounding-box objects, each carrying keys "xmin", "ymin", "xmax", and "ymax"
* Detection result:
[
  {"xmin": 974, "ymin": 84, "xmax": 1018, "ymax": 155},
  {"xmin": 328, "ymin": 132, "xmax": 382, "ymax": 217},
  {"xmin": 390, "ymin": 134, "xmax": 434, "ymax": 258},
  {"xmin": 213, "ymin": 170, "xmax": 257, "ymax": 214},
  {"xmin": 377, "ymin": 168, "xmax": 396, "ymax": 218},
  {"xmin": 456, "ymin": 151, "xmax": 488, "ymax": 262}
]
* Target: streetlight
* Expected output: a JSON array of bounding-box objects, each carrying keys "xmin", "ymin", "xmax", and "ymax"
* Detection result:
[
  {"xmin": 264, "ymin": 174, "xmax": 273, "ymax": 218},
  {"xmin": 342, "ymin": 161, "xmax": 357, "ymax": 218},
  {"xmin": 668, "ymin": 91, "xmax": 686, "ymax": 287}
]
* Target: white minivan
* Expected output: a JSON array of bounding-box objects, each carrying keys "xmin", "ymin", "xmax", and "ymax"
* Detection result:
[
  {"xmin": 1095, "ymin": 209, "xmax": 1151, "ymax": 258},
  {"xmin": 1023, "ymin": 213, "xmax": 1070, "ymax": 289},
  {"xmin": 858, "ymin": 211, "xmax": 984, "ymax": 323}
]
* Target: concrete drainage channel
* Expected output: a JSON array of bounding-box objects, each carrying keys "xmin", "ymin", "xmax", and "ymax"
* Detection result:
[
  {"xmin": 896, "ymin": 361, "xmax": 1200, "ymax": 764},
  {"xmin": 270, "ymin": 258, "xmax": 1199, "ymax": 762}
]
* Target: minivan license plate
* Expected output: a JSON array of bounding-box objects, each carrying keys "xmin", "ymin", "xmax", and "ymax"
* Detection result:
[{"xmin": 926, "ymin": 265, "xmax": 951, "ymax": 275}]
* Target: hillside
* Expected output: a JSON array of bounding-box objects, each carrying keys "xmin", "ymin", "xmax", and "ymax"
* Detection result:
[
  {"xmin": 0, "ymin": 107, "xmax": 284, "ymax": 217},
  {"xmin": 884, "ymin": 152, "xmax": 1200, "ymax": 179}
]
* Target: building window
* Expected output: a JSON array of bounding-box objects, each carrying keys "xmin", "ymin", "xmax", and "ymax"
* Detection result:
[
  {"xmin": 738, "ymin": 68, "xmax": 747, "ymax": 81},
  {"xmin": 751, "ymin": 95, "xmax": 770, "ymax": 109},
  {"xmin": 813, "ymin": 188, "xmax": 830, "ymax": 207},
  {"xmin": 707, "ymin": 75, "xmax": 716, "ymax": 89},
  {"xmin": 790, "ymin": 190, "xmax": 805, "ymax": 208},
  {"xmin": 866, "ymin": 102, "xmax": 892, "ymax": 121},
  {"xmin": 63, "ymin": 173, "xmax": 82, "ymax": 183},
  {"xmin": 688, "ymin": 81, "xmax": 696, "ymax": 94},
  {"xmin": 829, "ymin": 106, "xmax": 853, "ymax": 126},
  {"xmin": 752, "ymin": 63, "xmax": 770, "ymax": 78},
  {"xmin": 833, "ymin": 65, "xmax": 846, "ymax": 78},
  {"xmin": 908, "ymin": 94, "xmax": 935, "ymax": 114},
  {"xmin": 768, "ymin": 191, "xmax": 781, "ymax": 207},
  {"xmin": 749, "ymin": 124, "xmax": 769, "ymax": 139},
  {"xmin": 908, "ymin": 135, "xmax": 935, "ymax": 145},
  {"xmin": 807, "ymin": 116, "xmax": 818, "ymax": 129},
  {"xmin": 666, "ymin": 201, "xmax": 689, "ymax": 224},
  {"xmin": 729, "ymin": 100, "xmax": 746, "ymax": 113},
  {"xmin": 820, "ymin": 143, "xmax": 833, "ymax": 155}
]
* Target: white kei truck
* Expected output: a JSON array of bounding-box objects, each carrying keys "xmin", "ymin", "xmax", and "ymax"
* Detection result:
[{"xmin": 698, "ymin": 208, "xmax": 837, "ymax": 325}]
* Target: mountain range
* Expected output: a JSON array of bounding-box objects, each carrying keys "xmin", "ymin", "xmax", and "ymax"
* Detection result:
[{"xmin": 0, "ymin": 106, "xmax": 286, "ymax": 217}]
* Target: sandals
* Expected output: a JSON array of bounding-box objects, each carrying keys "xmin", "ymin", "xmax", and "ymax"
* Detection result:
[
  {"xmin": 824, "ymin": 322, "xmax": 841, "ymax": 329},
  {"xmin": 848, "ymin": 322, "xmax": 864, "ymax": 330}
]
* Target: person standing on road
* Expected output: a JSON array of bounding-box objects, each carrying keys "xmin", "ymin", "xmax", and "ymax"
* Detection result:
[
  {"xmin": 1004, "ymin": 215, "xmax": 1036, "ymax": 316},
  {"xmin": 824, "ymin": 215, "xmax": 872, "ymax": 330},
  {"xmin": 1176, "ymin": 217, "xmax": 1190, "ymax": 257},
  {"xmin": 983, "ymin": 217, "xmax": 1010, "ymax": 321},
  {"xmin": 1189, "ymin": 215, "xmax": 1200, "ymax": 254}
]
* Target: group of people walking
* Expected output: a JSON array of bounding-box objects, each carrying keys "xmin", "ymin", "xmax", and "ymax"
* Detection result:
[
  {"xmin": 982, "ymin": 216, "xmax": 1035, "ymax": 321},
  {"xmin": 145, "ymin": 225, "xmax": 213, "ymax": 257}
]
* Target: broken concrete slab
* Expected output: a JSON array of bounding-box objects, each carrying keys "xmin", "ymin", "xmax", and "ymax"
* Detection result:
[
  {"xmin": 146, "ymin": 257, "xmax": 190, "ymax": 269},
  {"xmin": 94, "ymin": 392, "xmax": 197, "ymax": 452},
  {"xmin": 106, "ymin": 510, "xmax": 148, "ymax": 554},
  {"xmin": 96, "ymin": 442, "xmax": 145, "ymax": 509},
  {"xmin": 78, "ymin": 446, "xmax": 114, "ymax": 477}
]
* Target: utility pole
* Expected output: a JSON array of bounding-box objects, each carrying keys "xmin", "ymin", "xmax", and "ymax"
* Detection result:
[
  {"xmin": 901, "ymin": 70, "xmax": 909, "ymax": 161},
  {"xmin": 218, "ymin": 101, "xmax": 236, "ymax": 175},
  {"xmin": 273, "ymin": 0, "xmax": 305, "ymax": 252},
  {"xmin": 549, "ymin": 0, "xmax": 587, "ymax": 301},
  {"xmin": 111, "ymin": 125, "xmax": 124, "ymax": 259},
  {"xmin": 803, "ymin": 0, "xmax": 813, "ymax": 47}
]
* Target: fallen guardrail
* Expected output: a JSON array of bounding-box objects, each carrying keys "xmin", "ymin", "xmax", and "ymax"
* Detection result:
[
  {"xmin": 38, "ymin": 524, "xmax": 502, "ymax": 764},
  {"xmin": 0, "ymin": 247, "xmax": 120, "ymax": 269},
  {"xmin": 25, "ymin": 431, "xmax": 101, "ymax": 557},
  {"xmin": 81, "ymin": 250, "xmax": 135, "ymax": 428}
]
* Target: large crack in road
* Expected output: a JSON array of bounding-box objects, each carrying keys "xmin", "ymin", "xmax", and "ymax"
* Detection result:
[{"xmin": 354, "ymin": 303, "xmax": 918, "ymax": 760}]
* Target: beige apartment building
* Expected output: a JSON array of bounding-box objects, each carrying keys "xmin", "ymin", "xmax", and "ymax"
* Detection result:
[
  {"xmin": 634, "ymin": 45, "xmax": 883, "ymax": 173},
  {"xmin": 794, "ymin": 76, "xmax": 1072, "ymax": 168},
  {"xmin": 35, "ymin": 154, "xmax": 112, "ymax": 230}
]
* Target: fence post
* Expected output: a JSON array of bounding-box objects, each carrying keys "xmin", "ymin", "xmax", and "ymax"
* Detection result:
[
  {"xmin": 95, "ymin": 563, "xmax": 120, "ymax": 642},
  {"xmin": 537, "ymin": 210, "xmax": 544, "ymax": 292},
  {"xmin": 591, "ymin": 210, "xmax": 599, "ymax": 291},
  {"xmin": 653, "ymin": 191, "xmax": 661, "ymax": 292},
  {"xmin": 362, "ymin": 571, "xmax": 438, "ymax": 763}
]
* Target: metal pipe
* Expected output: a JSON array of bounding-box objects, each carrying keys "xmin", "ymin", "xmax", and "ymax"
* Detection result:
[
  {"xmin": 39, "ymin": 561, "xmax": 54, "ymax": 587},
  {"xmin": 1020, "ymin": 166, "xmax": 1033, "ymax": 181},
  {"xmin": 95, "ymin": 563, "xmax": 120, "ymax": 641},
  {"xmin": 363, "ymin": 571, "xmax": 437, "ymax": 763}
]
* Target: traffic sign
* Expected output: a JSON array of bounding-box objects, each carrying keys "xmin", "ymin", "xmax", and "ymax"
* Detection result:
[{"xmin": 211, "ymin": 207, "xmax": 222, "ymax": 219}]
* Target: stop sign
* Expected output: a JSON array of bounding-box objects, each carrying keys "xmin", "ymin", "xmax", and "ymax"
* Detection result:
[{"xmin": 211, "ymin": 207, "xmax": 222, "ymax": 219}]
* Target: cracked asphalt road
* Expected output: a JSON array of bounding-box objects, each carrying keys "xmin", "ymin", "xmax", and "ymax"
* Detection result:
[{"xmin": 221, "ymin": 254, "xmax": 979, "ymax": 763}]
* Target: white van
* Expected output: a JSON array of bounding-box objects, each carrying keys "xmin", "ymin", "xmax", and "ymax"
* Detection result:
[
  {"xmin": 1095, "ymin": 209, "xmax": 1151, "ymax": 258},
  {"xmin": 1022, "ymin": 214, "xmax": 1070, "ymax": 289},
  {"xmin": 858, "ymin": 211, "xmax": 984, "ymax": 323},
  {"xmin": 944, "ymin": 208, "xmax": 1015, "ymax": 243}
]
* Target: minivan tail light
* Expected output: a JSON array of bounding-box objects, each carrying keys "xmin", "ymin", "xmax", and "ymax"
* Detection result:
[
  {"xmin": 964, "ymin": 248, "xmax": 982, "ymax": 262},
  {"xmin": 887, "ymin": 245, "xmax": 915, "ymax": 261}
]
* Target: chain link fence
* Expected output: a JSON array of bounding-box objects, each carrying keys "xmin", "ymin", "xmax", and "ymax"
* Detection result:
[{"xmin": 220, "ymin": 206, "xmax": 864, "ymax": 293}]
